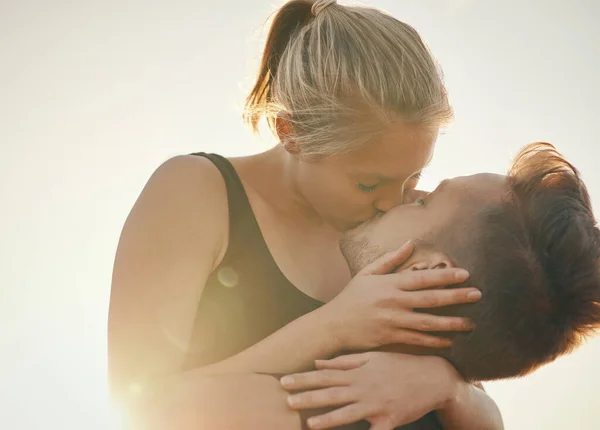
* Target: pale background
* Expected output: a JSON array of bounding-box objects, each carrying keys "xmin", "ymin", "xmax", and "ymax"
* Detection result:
[{"xmin": 1, "ymin": 0, "xmax": 599, "ymax": 429}]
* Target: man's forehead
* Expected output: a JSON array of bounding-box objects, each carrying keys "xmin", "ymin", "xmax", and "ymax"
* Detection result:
[{"xmin": 442, "ymin": 173, "xmax": 508, "ymax": 202}]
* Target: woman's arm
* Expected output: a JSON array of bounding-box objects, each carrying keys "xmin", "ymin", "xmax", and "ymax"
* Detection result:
[
  {"xmin": 108, "ymin": 156, "xmax": 342, "ymax": 428},
  {"xmin": 278, "ymin": 353, "xmax": 503, "ymax": 430},
  {"xmin": 200, "ymin": 247, "xmax": 476, "ymax": 376},
  {"xmin": 124, "ymin": 372, "xmax": 303, "ymax": 430},
  {"xmin": 436, "ymin": 380, "xmax": 504, "ymax": 430}
]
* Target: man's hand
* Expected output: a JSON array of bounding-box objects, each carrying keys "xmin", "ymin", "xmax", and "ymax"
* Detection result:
[{"xmin": 280, "ymin": 352, "xmax": 460, "ymax": 430}]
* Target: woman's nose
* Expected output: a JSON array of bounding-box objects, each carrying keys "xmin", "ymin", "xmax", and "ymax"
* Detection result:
[{"xmin": 374, "ymin": 190, "xmax": 405, "ymax": 213}]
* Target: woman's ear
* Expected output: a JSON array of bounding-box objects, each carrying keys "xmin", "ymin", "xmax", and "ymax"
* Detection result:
[{"xmin": 275, "ymin": 112, "xmax": 300, "ymax": 155}]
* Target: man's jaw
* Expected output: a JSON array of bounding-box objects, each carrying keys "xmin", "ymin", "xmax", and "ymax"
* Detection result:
[{"xmin": 339, "ymin": 235, "xmax": 386, "ymax": 277}]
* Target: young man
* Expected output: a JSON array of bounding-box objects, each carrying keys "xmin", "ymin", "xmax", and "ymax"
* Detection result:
[{"xmin": 280, "ymin": 142, "xmax": 600, "ymax": 429}]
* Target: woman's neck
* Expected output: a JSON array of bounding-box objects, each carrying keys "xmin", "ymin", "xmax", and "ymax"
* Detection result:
[{"xmin": 241, "ymin": 145, "xmax": 334, "ymax": 231}]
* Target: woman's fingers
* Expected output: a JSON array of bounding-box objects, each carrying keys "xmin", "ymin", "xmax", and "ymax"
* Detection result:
[
  {"xmin": 287, "ymin": 386, "xmax": 358, "ymax": 410},
  {"xmin": 395, "ymin": 312, "xmax": 475, "ymax": 332},
  {"xmin": 305, "ymin": 403, "xmax": 370, "ymax": 429},
  {"xmin": 389, "ymin": 328, "xmax": 452, "ymax": 348},
  {"xmin": 401, "ymin": 287, "xmax": 482, "ymax": 309},
  {"xmin": 389, "ymin": 268, "xmax": 471, "ymax": 291},
  {"xmin": 314, "ymin": 353, "xmax": 370, "ymax": 370},
  {"xmin": 281, "ymin": 369, "xmax": 351, "ymax": 390},
  {"xmin": 360, "ymin": 241, "xmax": 414, "ymax": 275},
  {"xmin": 369, "ymin": 419, "xmax": 395, "ymax": 430}
]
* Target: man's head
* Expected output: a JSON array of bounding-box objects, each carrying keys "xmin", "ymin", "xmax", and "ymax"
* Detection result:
[{"xmin": 341, "ymin": 142, "xmax": 600, "ymax": 381}]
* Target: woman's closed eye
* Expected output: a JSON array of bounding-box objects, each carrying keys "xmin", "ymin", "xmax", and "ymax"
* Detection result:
[{"xmin": 358, "ymin": 183, "xmax": 379, "ymax": 193}]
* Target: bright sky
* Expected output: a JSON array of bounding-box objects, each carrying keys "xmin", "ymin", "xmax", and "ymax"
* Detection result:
[{"xmin": 1, "ymin": 0, "xmax": 599, "ymax": 429}]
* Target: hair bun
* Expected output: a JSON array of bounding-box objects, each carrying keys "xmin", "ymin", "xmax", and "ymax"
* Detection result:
[{"xmin": 311, "ymin": 0, "xmax": 336, "ymax": 17}]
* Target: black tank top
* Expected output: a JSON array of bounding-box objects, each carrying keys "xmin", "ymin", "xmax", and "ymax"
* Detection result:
[
  {"xmin": 183, "ymin": 153, "xmax": 324, "ymax": 368},
  {"xmin": 183, "ymin": 153, "xmax": 442, "ymax": 430}
]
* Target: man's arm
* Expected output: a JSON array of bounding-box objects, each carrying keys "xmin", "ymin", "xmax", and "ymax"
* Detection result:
[{"xmin": 435, "ymin": 381, "xmax": 504, "ymax": 430}]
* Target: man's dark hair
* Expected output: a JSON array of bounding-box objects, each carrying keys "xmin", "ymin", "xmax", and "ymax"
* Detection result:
[{"xmin": 438, "ymin": 142, "xmax": 600, "ymax": 381}]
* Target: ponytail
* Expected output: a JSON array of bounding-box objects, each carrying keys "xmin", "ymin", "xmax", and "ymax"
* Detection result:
[
  {"xmin": 243, "ymin": 1, "xmax": 314, "ymax": 132},
  {"xmin": 243, "ymin": 0, "xmax": 452, "ymax": 159}
]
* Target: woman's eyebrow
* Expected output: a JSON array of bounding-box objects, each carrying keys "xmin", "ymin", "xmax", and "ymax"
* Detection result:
[{"xmin": 355, "ymin": 170, "xmax": 423, "ymax": 182}]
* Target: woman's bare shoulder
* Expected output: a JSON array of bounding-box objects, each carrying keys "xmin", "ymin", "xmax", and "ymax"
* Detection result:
[
  {"xmin": 108, "ymin": 154, "xmax": 233, "ymax": 396},
  {"xmin": 139, "ymin": 154, "xmax": 230, "ymax": 262}
]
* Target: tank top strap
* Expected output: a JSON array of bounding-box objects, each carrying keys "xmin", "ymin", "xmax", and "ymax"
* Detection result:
[{"xmin": 189, "ymin": 152, "xmax": 263, "ymax": 257}]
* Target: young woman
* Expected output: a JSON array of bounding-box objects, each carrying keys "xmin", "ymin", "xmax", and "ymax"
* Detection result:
[{"xmin": 108, "ymin": 1, "xmax": 503, "ymax": 429}]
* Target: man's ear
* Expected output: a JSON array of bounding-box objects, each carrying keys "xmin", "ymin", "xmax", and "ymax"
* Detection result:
[
  {"xmin": 404, "ymin": 249, "xmax": 454, "ymax": 271},
  {"xmin": 275, "ymin": 112, "xmax": 300, "ymax": 155}
]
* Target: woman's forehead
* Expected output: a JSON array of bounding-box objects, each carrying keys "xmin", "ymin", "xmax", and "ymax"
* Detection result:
[{"xmin": 344, "ymin": 137, "xmax": 435, "ymax": 179}]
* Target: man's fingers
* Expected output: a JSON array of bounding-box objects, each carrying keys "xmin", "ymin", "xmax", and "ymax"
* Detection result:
[
  {"xmin": 280, "ymin": 369, "xmax": 351, "ymax": 391},
  {"xmin": 360, "ymin": 242, "xmax": 414, "ymax": 275},
  {"xmin": 314, "ymin": 353, "xmax": 370, "ymax": 371},
  {"xmin": 305, "ymin": 403, "xmax": 369, "ymax": 430},
  {"xmin": 286, "ymin": 386, "xmax": 358, "ymax": 410},
  {"xmin": 401, "ymin": 287, "xmax": 482, "ymax": 309},
  {"xmin": 390, "ymin": 268, "xmax": 470, "ymax": 291}
]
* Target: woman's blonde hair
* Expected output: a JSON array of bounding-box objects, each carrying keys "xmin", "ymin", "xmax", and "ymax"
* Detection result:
[{"xmin": 244, "ymin": 0, "xmax": 453, "ymax": 159}]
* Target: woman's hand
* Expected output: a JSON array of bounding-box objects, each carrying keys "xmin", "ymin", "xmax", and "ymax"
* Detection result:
[
  {"xmin": 321, "ymin": 241, "xmax": 480, "ymax": 351},
  {"xmin": 281, "ymin": 352, "xmax": 461, "ymax": 430}
]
